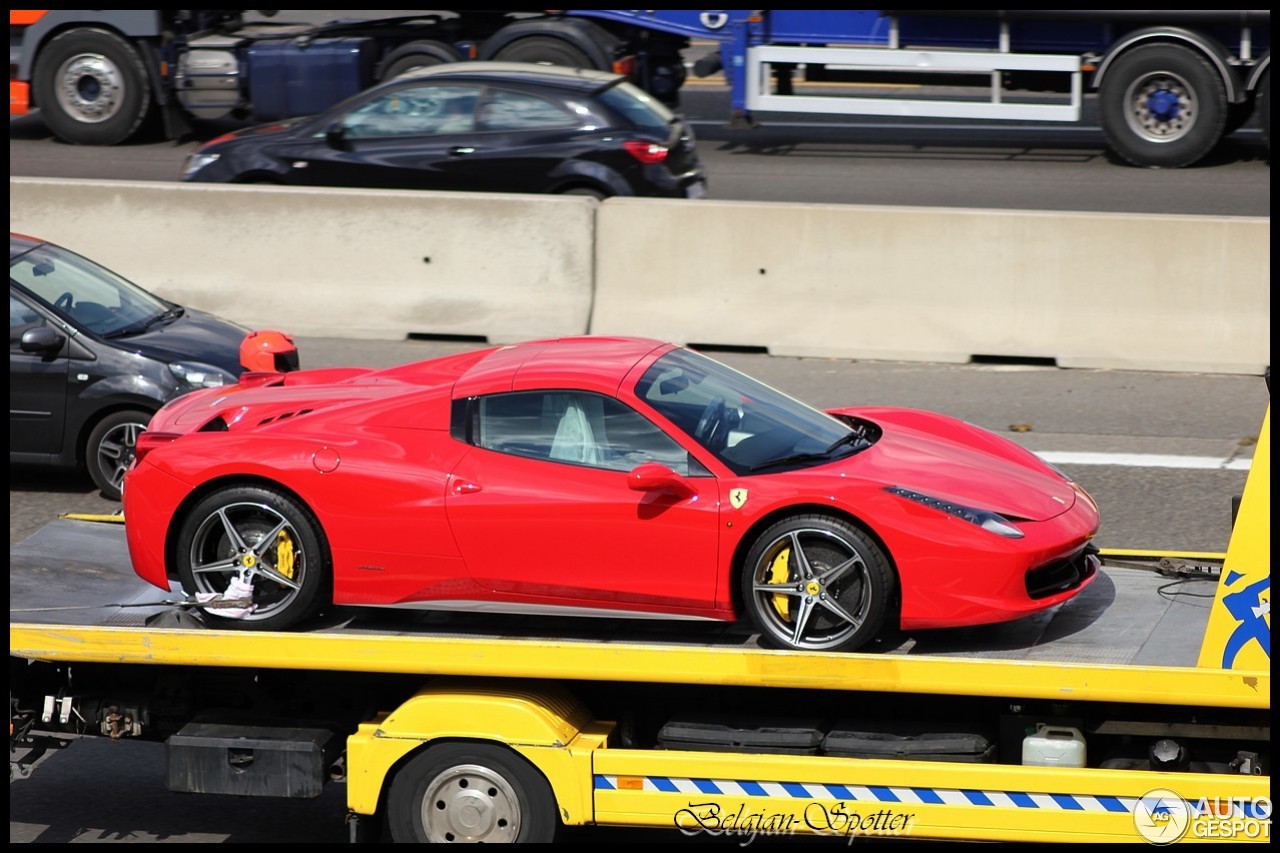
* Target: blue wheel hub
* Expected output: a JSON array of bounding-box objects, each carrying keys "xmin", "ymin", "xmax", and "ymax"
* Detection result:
[{"xmin": 1146, "ymin": 88, "xmax": 1181, "ymax": 121}]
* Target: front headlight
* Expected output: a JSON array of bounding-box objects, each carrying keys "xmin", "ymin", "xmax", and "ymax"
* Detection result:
[
  {"xmin": 181, "ymin": 152, "xmax": 220, "ymax": 179},
  {"xmin": 169, "ymin": 361, "xmax": 235, "ymax": 389},
  {"xmin": 885, "ymin": 486, "xmax": 1025, "ymax": 539}
]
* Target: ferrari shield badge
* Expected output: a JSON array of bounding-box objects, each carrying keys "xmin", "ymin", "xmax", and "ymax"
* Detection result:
[{"xmin": 729, "ymin": 488, "xmax": 749, "ymax": 509}]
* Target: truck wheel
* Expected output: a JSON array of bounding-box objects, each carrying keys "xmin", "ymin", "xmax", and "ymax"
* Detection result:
[
  {"xmin": 1099, "ymin": 44, "xmax": 1227, "ymax": 168},
  {"xmin": 32, "ymin": 27, "xmax": 154, "ymax": 146},
  {"xmin": 85, "ymin": 410, "xmax": 151, "ymax": 501},
  {"xmin": 175, "ymin": 485, "xmax": 329, "ymax": 631},
  {"xmin": 492, "ymin": 36, "xmax": 593, "ymax": 69},
  {"xmin": 740, "ymin": 515, "xmax": 894, "ymax": 653},
  {"xmin": 376, "ymin": 40, "xmax": 460, "ymax": 81},
  {"xmin": 388, "ymin": 742, "xmax": 559, "ymax": 843}
]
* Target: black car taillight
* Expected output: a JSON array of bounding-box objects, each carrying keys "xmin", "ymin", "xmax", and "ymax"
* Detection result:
[{"xmin": 623, "ymin": 140, "xmax": 669, "ymax": 164}]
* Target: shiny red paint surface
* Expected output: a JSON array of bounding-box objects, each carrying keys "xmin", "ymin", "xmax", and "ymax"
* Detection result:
[{"xmin": 124, "ymin": 337, "xmax": 1099, "ymax": 629}]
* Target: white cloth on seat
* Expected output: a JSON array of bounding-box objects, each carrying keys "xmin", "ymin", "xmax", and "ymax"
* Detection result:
[{"xmin": 550, "ymin": 399, "xmax": 601, "ymax": 465}]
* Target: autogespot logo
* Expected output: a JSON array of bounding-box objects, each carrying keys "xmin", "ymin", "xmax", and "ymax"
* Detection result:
[{"xmin": 1134, "ymin": 789, "xmax": 1191, "ymax": 845}]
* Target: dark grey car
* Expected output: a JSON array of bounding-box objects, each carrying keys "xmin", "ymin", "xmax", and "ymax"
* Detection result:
[{"xmin": 10, "ymin": 233, "xmax": 251, "ymax": 499}]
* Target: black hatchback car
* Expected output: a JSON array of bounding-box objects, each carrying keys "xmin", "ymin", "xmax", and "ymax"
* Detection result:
[
  {"xmin": 10, "ymin": 234, "xmax": 254, "ymax": 500},
  {"xmin": 180, "ymin": 62, "xmax": 707, "ymax": 199}
]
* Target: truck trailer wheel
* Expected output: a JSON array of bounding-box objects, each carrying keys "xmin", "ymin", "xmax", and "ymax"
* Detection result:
[
  {"xmin": 32, "ymin": 27, "xmax": 154, "ymax": 146},
  {"xmin": 376, "ymin": 40, "xmax": 460, "ymax": 81},
  {"xmin": 388, "ymin": 743, "xmax": 560, "ymax": 843},
  {"xmin": 491, "ymin": 35, "xmax": 593, "ymax": 69},
  {"xmin": 740, "ymin": 514, "xmax": 894, "ymax": 653},
  {"xmin": 1099, "ymin": 43, "xmax": 1227, "ymax": 168},
  {"xmin": 176, "ymin": 485, "xmax": 329, "ymax": 631}
]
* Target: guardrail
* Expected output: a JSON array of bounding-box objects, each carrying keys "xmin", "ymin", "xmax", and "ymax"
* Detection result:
[{"xmin": 10, "ymin": 178, "xmax": 1270, "ymax": 374}]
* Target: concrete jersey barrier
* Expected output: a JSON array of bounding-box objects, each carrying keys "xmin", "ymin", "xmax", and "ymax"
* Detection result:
[{"xmin": 9, "ymin": 178, "xmax": 595, "ymax": 343}]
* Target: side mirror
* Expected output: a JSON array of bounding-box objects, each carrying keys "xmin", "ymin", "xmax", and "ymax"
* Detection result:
[
  {"xmin": 20, "ymin": 326, "xmax": 66, "ymax": 356},
  {"xmin": 325, "ymin": 122, "xmax": 350, "ymax": 150},
  {"xmin": 627, "ymin": 462, "xmax": 694, "ymax": 498}
]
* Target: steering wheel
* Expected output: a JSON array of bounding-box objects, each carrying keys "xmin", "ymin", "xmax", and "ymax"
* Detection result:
[
  {"xmin": 694, "ymin": 396, "xmax": 729, "ymax": 451},
  {"xmin": 54, "ymin": 291, "xmax": 74, "ymax": 311}
]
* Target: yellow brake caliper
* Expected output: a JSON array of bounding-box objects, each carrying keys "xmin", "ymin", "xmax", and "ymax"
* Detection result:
[
  {"xmin": 769, "ymin": 547, "xmax": 792, "ymax": 622},
  {"xmin": 275, "ymin": 529, "xmax": 296, "ymax": 580}
]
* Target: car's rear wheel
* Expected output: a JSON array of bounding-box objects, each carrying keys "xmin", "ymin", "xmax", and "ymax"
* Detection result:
[
  {"xmin": 740, "ymin": 514, "xmax": 894, "ymax": 652},
  {"xmin": 388, "ymin": 742, "xmax": 559, "ymax": 843},
  {"xmin": 175, "ymin": 485, "xmax": 328, "ymax": 630},
  {"xmin": 86, "ymin": 409, "xmax": 151, "ymax": 500}
]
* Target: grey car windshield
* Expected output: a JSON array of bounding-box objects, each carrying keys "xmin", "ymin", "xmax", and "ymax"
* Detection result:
[
  {"xmin": 11, "ymin": 243, "xmax": 170, "ymax": 337},
  {"xmin": 635, "ymin": 348, "xmax": 859, "ymax": 476}
]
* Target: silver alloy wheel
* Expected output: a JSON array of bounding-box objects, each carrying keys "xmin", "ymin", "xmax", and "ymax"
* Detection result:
[
  {"xmin": 420, "ymin": 763, "xmax": 522, "ymax": 842},
  {"xmin": 1123, "ymin": 70, "xmax": 1197, "ymax": 144},
  {"xmin": 748, "ymin": 527, "xmax": 873, "ymax": 651},
  {"xmin": 96, "ymin": 420, "xmax": 143, "ymax": 496},
  {"xmin": 55, "ymin": 52, "xmax": 124, "ymax": 123},
  {"xmin": 187, "ymin": 501, "xmax": 305, "ymax": 621}
]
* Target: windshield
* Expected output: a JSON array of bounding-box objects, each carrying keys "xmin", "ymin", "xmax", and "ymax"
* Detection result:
[
  {"xmin": 10, "ymin": 243, "xmax": 172, "ymax": 337},
  {"xmin": 635, "ymin": 348, "xmax": 859, "ymax": 476}
]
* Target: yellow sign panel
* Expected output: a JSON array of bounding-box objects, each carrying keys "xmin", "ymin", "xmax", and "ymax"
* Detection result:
[{"xmin": 1199, "ymin": 407, "xmax": 1270, "ymax": 671}]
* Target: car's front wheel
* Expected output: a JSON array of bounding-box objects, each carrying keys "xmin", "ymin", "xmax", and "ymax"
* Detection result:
[
  {"xmin": 175, "ymin": 485, "xmax": 329, "ymax": 630},
  {"xmin": 740, "ymin": 514, "xmax": 894, "ymax": 652},
  {"xmin": 85, "ymin": 409, "xmax": 151, "ymax": 500}
]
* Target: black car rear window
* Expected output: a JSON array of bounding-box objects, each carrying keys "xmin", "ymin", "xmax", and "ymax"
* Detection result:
[{"xmin": 597, "ymin": 81, "xmax": 674, "ymax": 135}]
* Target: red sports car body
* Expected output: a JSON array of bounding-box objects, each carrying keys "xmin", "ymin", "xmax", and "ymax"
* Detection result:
[{"xmin": 124, "ymin": 337, "xmax": 1099, "ymax": 651}]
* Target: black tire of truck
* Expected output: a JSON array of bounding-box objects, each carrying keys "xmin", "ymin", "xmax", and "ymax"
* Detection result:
[
  {"xmin": 376, "ymin": 40, "xmax": 460, "ymax": 82},
  {"xmin": 1098, "ymin": 43, "xmax": 1228, "ymax": 168},
  {"xmin": 491, "ymin": 36, "xmax": 594, "ymax": 69},
  {"xmin": 31, "ymin": 28, "xmax": 154, "ymax": 146},
  {"xmin": 388, "ymin": 742, "xmax": 560, "ymax": 843}
]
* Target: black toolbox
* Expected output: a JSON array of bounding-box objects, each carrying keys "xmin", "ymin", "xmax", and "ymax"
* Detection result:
[
  {"xmin": 823, "ymin": 721, "xmax": 996, "ymax": 763},
  {"xmin": 658, "ymin": 715, "xmax": 826, "ymax": 755}
]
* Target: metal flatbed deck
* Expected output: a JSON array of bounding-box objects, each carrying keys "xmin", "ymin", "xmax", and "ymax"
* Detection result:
[{"xmin": 10, "ymin": 518, "xmax": 1265, "ymax": 709}]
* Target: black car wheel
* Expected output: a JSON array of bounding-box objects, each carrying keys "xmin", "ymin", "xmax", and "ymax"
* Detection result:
[
  {"xmin": 741, "ymin": 514, "xmax": 894, "ymax": 652},
  {"xmin": 175, "ymin": 485, "xmax": 329, "ymax": 630},
  {"xmin": 32, "ymin": 27, "xmax": 153, "ymax": 145},
  {"xmin": 1099, "ymin": 44, "xmax": 1227, "ymax": 168},
  {"xmin": 85, "ymin": 409, "xmax": 150, "ymax": 500},
  {"xmin": 388, "ymin": 743, "xmax": 559, "ymax": 843}
]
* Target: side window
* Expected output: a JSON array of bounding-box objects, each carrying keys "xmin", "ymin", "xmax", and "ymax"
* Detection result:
[
  {"xmin": 475, "ymin": 391, "xmax": 692, "ymax": 475},
  {"xmin": 478, "ymin": 89, "xmax": 579, "ymax": 132},
  {"xmin": 10, "ymin": 293, "xmax": 48, "ymax": 352},
  {"xmin": 340, "ymin": 85, "xmax": 479, "ymax": 138}
]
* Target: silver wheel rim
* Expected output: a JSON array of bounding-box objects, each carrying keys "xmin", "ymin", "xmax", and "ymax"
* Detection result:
[
  {"xmin": 97, "ymin": 420, "xmax": 144, "ymax": 495},
  {"xmin": 749, "ymin": 527, "xmax": 873, "ymax": 651},
  {"xmin": 56, "ymin": 52, "xmax": 124, "ymax": 123},
  {"xmin": 1123, "ymin": 70, "xmax": 1197, "ymax": 144},
  {"xmin": 188, "ymin": 501, "xmax": 305, "ymax": 621},
  {"xmin": 421, "ymin": 763, "xmax": 521, "ymax": 842}
]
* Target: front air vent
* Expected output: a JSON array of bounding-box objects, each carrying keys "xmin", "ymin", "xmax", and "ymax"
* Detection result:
[{"xmin": 199, "ymin": 416, "xmax": 229, "ymax": 432}]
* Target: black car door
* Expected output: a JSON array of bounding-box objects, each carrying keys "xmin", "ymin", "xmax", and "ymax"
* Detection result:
[
  {"xmin": 9, "ymin": 291, "xmax": 69, "ymax": 458},
  {"xmin": 278, "ymin": 84, "xmax": 485, "ymax": 191}
]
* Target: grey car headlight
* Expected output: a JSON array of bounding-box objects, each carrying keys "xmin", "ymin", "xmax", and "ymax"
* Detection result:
[
  {"xmin": 169, "ymin": 361, "xmax": 235, "ymax": 389},
  {"xmin": 181, "ymin": 152, "xmax": 220, "ymax": 179},
  {"xmin": 885, "ymin": 485, "xmax": 1025, "ymax": 539}
]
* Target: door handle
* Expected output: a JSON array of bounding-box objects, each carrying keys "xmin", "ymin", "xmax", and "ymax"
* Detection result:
[
  {"xmin": 447, "ymin": 146, "xmax": 476, "ymax": 157},
  {"xmin": 452, "ymin": 480, "xmax": 483, "ymax": 495}
]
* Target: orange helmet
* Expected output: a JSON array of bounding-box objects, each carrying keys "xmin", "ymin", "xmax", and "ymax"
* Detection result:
[{"xmin": 240, "ymin": 330, "xmax": 299, "ymax": 373}]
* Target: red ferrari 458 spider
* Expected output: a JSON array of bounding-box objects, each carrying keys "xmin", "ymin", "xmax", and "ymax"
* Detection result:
[{"xmin": 124, "ymin": 336, "xmax": 1099, "ymax": 652}]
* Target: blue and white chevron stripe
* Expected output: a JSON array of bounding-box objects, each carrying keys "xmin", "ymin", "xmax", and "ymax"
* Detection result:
[{"xmin": 595, "ymin": 775, "xmax": 1139, "ymax": 813}]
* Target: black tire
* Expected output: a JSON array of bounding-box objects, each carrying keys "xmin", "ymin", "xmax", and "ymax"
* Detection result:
[
  {"xmin": 491, "ymin": 36, "xmax": 593, "ymax": 69},
  {"xmin": 1260, "ymin": 69, "xmax": 1271, "ymax": 149},
  {"xmin": 175, "ymin": 485, "xmax": 329, "ymax": 631},
  {"xmin": 560, "ymin": 185, "xmax": 608, "ymax": 200},
  {"xmin": 740, "ymin": 514, "xmax": 894, "ymax": 652},
  {"xmin": 1098, "ymin": 44, "xmax": 1228, "ymax": 168},
  {"xmin": 376, "ymin": 40, "xmax": 459, "ymax": 81},
  {"xmin": 388, "ymin": 742, "xmax": 559, "ymax": 843},
  {"xmin": 32, "ymin": 27, "xmax": 153, "ymax": 146},
  {"xmin": 85, "ymin": 409, "xmax": 151, "ymax": 500}
]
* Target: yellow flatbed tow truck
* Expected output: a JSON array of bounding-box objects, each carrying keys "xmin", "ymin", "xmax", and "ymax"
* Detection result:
[{"xmin": 9, "ymin": 410, "xmax": 1271, "ymax": 844}]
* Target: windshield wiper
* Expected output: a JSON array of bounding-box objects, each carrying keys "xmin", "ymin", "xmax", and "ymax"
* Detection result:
[
  {"xmin": 102, "ymin": 306, "xmax": 184, "ymax": 338},
  {"xmin": 748, "ymin": 430, "xmax": 870, "ymax": 473}
]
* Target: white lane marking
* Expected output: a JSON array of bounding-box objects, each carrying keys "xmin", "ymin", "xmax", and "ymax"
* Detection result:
[{"xmin": 1034, "ymin": 451, "xmax": 1251, "ymax": 471}]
